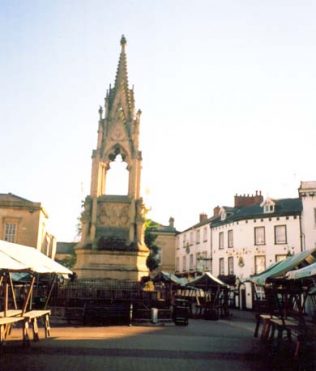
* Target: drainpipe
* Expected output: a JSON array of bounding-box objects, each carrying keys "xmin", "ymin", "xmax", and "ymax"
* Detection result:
[
  {"xmin": 299, "ymin": 214, "xmax": 305, "ymax": 252},
  {"xmin": 209, "ymin": 222, "xmax": 213, "ymax": 274}
]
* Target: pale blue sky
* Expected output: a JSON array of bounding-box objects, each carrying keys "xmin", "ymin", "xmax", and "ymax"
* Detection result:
[{"xmin": 1, "ymin": 0, "xmax": 316, "ymax": 241}]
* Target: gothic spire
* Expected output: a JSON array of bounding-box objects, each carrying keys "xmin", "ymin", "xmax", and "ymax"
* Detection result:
[
  {"xmin": 106, "ymin": 35, "xmax": 134, "ymax": 118},
  {"xmin": 114, "ymin": 35, "xmax": 128, "ymax": 91}
]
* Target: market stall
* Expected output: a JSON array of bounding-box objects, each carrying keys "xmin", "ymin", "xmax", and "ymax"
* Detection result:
[
  {"xmin": 250, "ymin": 248, "xmax": 316, "ymax": 363},
  {"xmin": 185, "ymin": 272, "xmax": 230, "ymax": 319},
  {"xmin": 0, "ymin": 240, "xmax": 72, "ymax": 346}
]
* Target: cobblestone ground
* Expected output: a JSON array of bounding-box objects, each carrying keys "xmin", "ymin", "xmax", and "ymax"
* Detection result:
[{"xmin": 0, "ymin": 310, "xmax": 313, "ymax": 371}]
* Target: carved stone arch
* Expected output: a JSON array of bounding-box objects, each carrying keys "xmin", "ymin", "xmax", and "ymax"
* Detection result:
[{"xmin": 104, "ymin": 143, "xmax": 131, "ymax": 167}]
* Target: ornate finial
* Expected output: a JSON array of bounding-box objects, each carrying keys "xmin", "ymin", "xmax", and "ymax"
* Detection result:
[
  {"xmin": 98, "ymin": 105, "xmax": 103, "ymax": 120},
  {"xmin": 120, "ymin": 35, "xmax": 127, "ymax": 50},
  {"xmin": 136, "ymin": 109, "xmax": 142, "ymax": 121}
]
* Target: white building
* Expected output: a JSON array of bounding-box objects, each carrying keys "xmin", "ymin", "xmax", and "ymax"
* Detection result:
[
  {"xmin": 299, "ymin": 181, "xmax": 316, "ymax": 251},
  {"xmin": 175, "ymin": 213, "xmax": 212, "ymax": 277},
  {"xmin": 175, "ymin": 182, "xmax": 316, "ymax": 282},
  {"xmin": 211, "ymin": 194, "xmax": 302, "ymax": 280}
]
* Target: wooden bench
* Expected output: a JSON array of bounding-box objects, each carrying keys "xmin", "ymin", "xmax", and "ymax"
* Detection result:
[
  {"xmin": 0, "ymin": 310, "xmax": 22, "ymax": 318},
  {"xmin": 0, "ymin": 317, "xmax": 25, "ymax": 345},
  {"xmin": 0, "ymin": 310, "xmax": 23, "ymax": 340},
  {"xmin": 23, "ymin": 310, "xmax": 51, "ymax": 343}
]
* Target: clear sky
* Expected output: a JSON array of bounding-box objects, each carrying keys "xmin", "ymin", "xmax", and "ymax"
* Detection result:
[{"xmin": 1, "ymin": 0, "xmax": 316, "ymax": 241}]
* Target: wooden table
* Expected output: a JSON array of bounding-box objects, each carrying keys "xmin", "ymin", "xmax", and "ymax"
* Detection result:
[
  {"xmin": 0, "ymin": 310, "xmax": 22, "ymax": 317},
  {"xmin": 0, "ymin": 316, "xmax": 24, "ymax": 346},
  {"xmin": 0, "ymin": 309, "xmax": 51, "ymax": 347},
  {"xmin": 23, "ymin": 310, "xmax": 51, "ymax": 343}
]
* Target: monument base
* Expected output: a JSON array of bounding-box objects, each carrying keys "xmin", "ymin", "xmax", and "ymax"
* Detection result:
[{"xmin": 73, "ymin": 247, "xmax": 149, "ymax": 281}]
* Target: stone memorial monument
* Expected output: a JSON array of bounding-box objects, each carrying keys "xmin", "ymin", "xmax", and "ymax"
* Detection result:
[{"xmin": 74, "ymin": 36, "xmax": 149, "ymax": 280}]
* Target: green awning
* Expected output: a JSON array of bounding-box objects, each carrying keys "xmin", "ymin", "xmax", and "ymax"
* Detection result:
[
  {"xmin": 153, "ymin": 271, "xmax": 188, "ymax": 286},
  {"xmin": 249, "ymin": 247, "xmax": 316, "ymax": 286}
]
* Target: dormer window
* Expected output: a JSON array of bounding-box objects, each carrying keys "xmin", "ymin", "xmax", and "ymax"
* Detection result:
[
  {"xmin": 264, "ymin": 204, "xmax": 274, "ymax": 213},
  {"xmin": 261, "ymin": 198, "xmax": 275, "ymax": 214},
  {"xmin": 219, "ymin": 207, "xmax": 227, "ymax": 221}
]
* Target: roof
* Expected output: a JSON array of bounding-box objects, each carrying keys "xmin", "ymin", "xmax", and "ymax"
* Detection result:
[
  {"xmin": 182, "ymin": 215, "xmax": 216, "ymax": 233},
  {"xmin": 0, "ymin": 240, "xmax": 72, "ymax": 275},
  {"xmin": 0, "ymin": 193, "xmax": 35, "ymax": 203},
  {"xmin": 56, "ymin": 242, "xmax": 76, "ymax": 254},
  {"xmin": 150, "ymin": 221, "xmax": 177, "ymax": 234},
  {"xmin": 212, "ymin": 198, "xmax": 302, "ymax": 227},
  {"xmin": 249, "ymin": 247, "xmax": 316, "ymax": 286},
  {"xmin": 0, "ymin": 193, "xmax": 48, "ymax": 217},
  {"xmin": 188, "ymin": 272, "xmax": 228, "ymax": 288}
]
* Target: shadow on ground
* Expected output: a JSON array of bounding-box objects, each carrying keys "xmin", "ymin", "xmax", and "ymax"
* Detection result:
[{"xmin": 0, "ymin": 310, "xmax": 314, "ymax": 371}]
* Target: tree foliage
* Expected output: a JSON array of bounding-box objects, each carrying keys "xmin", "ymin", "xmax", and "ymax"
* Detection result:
[{"xmin": 144, "ymin": 219, "xmax": 161, "ymax": 271}]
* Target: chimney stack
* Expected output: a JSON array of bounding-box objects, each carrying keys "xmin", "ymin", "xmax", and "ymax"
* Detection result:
[
  {"xmin": 213, "ymin": 206, "xmax": 220, "ymax": 217},
  {"xmin": 199, "ymin": 213, "xmax": 208, "ymax": 223},
  {"xmin": 234, "ymin": 191, "xmax": 263, "ymax": 208}
]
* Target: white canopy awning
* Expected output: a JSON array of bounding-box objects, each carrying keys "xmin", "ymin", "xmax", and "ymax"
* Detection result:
[
  {"xmin": 286, "ymin": 261, "xmax": 316, "ymax": 280},
  {"xmin": 0, "ymin": 250, "xmax": 28, "ymax": 271},
  {"xmin": 0, "ymin": 240, "xmax": 72, "ymax": 275}
]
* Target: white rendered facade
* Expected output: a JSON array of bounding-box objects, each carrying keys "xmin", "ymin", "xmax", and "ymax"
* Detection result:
[
  {"xmin": 175, "ymin": 215, "xmax": 211, "ymax": 276},
  {"xmin": 299, "ymin": 181, "xmax": 316, "ymax": 251},
  {"xmin": 175, "ymin": 182, "xmax": 316, "ymax": 282},
  {"xmin": 211, "ymin": 184, "xmax": 316, "ymax": 281},
  {"xmin": 211, "ymin": 211, "xmax": 301, "ymax": 281}
]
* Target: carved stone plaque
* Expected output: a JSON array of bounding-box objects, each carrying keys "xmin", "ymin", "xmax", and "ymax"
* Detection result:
[{"xmin": 97, "ymin": 202, "xmax": 130, "ymax": 228}]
